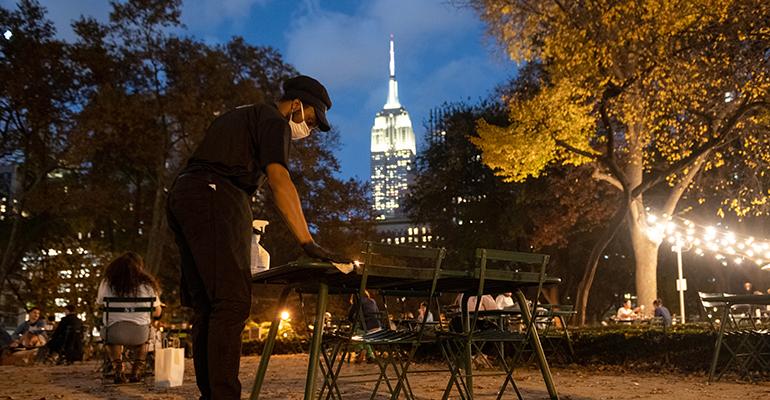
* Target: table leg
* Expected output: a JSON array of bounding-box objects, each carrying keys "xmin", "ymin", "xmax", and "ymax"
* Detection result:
[
  {"xmin": 708, "ymin": 305, "xmax": 730, "ymax": 383},
  {"xmin": 461, "ymin": 293, "xmax": 473, "ymax": 398},
  {"xmin": 515, "ymin": 290, "xmax": 559, "ymax": 400},
  {"xmin": 305, "ymin": 282, "xmax": 329, "ymax": 400},
  {"xmin": 250, "ymin": 286, "xmax": 292, "ymax": 400}
]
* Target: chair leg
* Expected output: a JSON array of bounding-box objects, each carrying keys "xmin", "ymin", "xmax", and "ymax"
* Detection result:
[
  {"xmin": 494, "ymin": 342, "xmax": 523, "ymax": 400},
  {"xmin": 440, "ymin": 339, "xmax": 469, "ymax": 400},
  {"xmin": 112, "ymin": 360, "xmax": 128, "ymax": 384}
]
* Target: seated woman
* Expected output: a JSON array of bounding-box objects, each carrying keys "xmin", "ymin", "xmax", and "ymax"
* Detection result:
[
  {"xmin": 10, "ymin": 307, "xmax": 47, "ymax": 349},
  {"xmin": 616, "ymin": 300, "xmax": 640, "ymax": 322},
  {"xmin": 97, "ymin": 252, "xmax": 161, "ymax": 383}
]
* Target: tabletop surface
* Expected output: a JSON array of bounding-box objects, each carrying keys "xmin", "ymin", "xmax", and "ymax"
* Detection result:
[
  {"xmin": 252, "ymin": 259, "xmax": 561, "ymax": 293},
  {"xmin": 701, "ymin": 294, "xmax": 770, "ymax": 305}
]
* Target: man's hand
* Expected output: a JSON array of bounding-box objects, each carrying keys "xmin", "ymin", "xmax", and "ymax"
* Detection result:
[{"xmin": 302, "ymin": 242, "xmax": 352, "ymax": 264}]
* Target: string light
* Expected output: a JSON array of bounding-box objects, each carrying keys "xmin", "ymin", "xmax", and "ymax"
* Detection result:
[{"xmin": 645, "ymin": 209, "xmax": 770, "ymax": 268}]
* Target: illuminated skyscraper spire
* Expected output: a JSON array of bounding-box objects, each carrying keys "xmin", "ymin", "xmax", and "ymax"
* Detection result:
[
  {"xmin": 371, "ymin": 35, "xmax": 416, "ymax": 220},
  {"xmin": 384, "ymin": 34, "xmax": 401, "ymax": 109}
]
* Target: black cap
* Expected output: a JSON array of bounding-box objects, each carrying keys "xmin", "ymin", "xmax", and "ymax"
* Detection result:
[{"xmin": 283, "ymin": 75, "xmax": 332, "ymax": 132}]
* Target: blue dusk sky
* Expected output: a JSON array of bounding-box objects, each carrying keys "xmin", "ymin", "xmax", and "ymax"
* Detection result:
[{"xmin": 3, "ymin": 0, "xmax": 519, "ymax": 181}]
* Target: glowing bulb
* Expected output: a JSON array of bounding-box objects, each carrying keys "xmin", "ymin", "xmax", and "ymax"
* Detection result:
[
  {"xmin": 3, "ymin": 30, "xmax": 11, "ymax": 40},
  {"xmin": 647, "ymin": 214, "xmax": 657, "ymax": 224},
  {"xmin": 734, "ymin": 257, "xmax": 742, "ymax": 265},
  {"xmin": 280, "ymin": 311, "xmax": 290, "ymax": 321},
  {"xmin": 726, "ymin": 232, "xmax": 736, "ymax": 244}
]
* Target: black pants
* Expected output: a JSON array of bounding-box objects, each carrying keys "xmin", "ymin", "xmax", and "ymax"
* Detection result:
[{"xmin": 167, "ymin": 171, "xmax": 252, "ymax": 400}]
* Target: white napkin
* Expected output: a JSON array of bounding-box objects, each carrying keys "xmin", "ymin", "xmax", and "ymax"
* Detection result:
[{"xmin": 332, "ymin": 262, "xmax": 354, "ymax": 274}]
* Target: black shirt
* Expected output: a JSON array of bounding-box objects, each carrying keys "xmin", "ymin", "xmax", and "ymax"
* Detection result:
[{"xmin": 184, "ymin": 103, "xmax": 291, "ymax": 195}]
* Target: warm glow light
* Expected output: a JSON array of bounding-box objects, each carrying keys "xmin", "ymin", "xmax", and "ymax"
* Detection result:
[
  {"xmin": 726, "ymin": 232, "xmax": 736, "ymax": 244},
  {"xmin": 280, "ymin": 311, "xmax": 290, "ymax": 321},
  {"xmin": 647, "ymin": 211, "xmax": 768, "ymax": 268}
]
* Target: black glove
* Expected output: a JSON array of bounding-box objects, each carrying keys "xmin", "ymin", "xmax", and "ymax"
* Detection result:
[{"xmin": 302, "ymin": 242, "xmax": 352, "ymax": 264}]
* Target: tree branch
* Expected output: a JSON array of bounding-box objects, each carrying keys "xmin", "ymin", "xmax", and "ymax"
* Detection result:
[
  {"xmin": 553, "ymin": 138, "xmax": 602, "ymax": 160},
  {"xmin": 631, "ymin": 100, "xmax": 769, "ymax": 197},
  {"xmin": 592, "ymin": 168, "xmax": 623, "ymax": 191},
  {"xmin": 662, "ymin": 151, "xmax": 710, "ymax": 216}
]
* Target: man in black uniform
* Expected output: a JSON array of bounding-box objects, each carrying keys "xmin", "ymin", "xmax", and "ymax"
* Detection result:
[{"xmin": 167, "ymin": 75, "xmax": 349, "ymax": 400}]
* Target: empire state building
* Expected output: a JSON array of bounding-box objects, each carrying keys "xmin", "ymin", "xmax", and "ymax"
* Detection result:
[{"xmin": 370, "ymin": 36, "xmax": 416, "ymax": 221}]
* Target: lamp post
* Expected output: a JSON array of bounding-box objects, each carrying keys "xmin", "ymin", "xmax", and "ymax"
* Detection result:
[{"xmin": 672, "ymin": 241, "xmax": 691, "ymax": 324}]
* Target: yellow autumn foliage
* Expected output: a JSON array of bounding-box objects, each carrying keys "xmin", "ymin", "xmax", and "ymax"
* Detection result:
[{"xmin": 471, "ymin": 0, "xmax": 770, "ymax": 215}]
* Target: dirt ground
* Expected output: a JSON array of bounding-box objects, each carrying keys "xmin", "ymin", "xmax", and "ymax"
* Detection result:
[{"xmin": 0, "ymin": 354, "xmax": 769, "ymax": 400}]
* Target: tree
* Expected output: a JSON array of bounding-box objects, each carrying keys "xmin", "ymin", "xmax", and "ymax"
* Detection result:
[
  {"xmin": 470, "ymin": 0, "xmax": 770, "ymax": 323},
  {"xmin": 406, "ymin": 97, "xmax": 618, "ymax": 317},
  {"xmin": 0, "ymin": 0, "xmax": 373, "ymax": 317},
  {"xmin": 0, "ymin": 0, "xmax": 79, "ymax": 299},
  {"xmin": 405, "ymin": 101, "xmax": 526, "ymax": 262}
]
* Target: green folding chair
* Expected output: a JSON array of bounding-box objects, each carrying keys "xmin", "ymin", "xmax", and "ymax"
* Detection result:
[
  {"xmin": 439, "ymin": 248, "xmax": 550, "ymax": 400},
  {"xmin": 318, "ymin": 241, "xmax": 447, "ymax": 400}
]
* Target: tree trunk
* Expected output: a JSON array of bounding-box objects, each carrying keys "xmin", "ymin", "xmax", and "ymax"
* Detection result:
[
  {"xmin": 144, "ymin": 164, "xmax": 169, "ymax": 275},
  {"xmin": 574, "ymin": 201, "xmax": 628, "ymax": 325},
  {"xmin": 0, "ymin": 214, "xmax": 22, "ymax": 296},
  {"xmin": 629, "ymin": 214, "xmax": 660, "ymax": 312}
]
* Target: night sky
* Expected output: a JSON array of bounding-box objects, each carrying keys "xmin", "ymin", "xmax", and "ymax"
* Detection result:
[{"xmin": 3, "ymin": 0, "xmax": 519, "ymax": 181}]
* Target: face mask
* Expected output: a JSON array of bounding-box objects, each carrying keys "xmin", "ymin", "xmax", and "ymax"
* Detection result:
[{"xmin": 289, "ymin": 103, "xmax": 311, "ymax": 140}]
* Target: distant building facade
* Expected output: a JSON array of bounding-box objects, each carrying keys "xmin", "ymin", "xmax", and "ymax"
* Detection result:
[{"xmin": 370, "ymin": 37, "xmax": 431, "ymax": 246}]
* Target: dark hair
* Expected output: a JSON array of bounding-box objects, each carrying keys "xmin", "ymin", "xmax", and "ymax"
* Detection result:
[
  {"xmin": 103, "ymin": 252, "xmax": 159, "ymax": 297},
  {"xmin": 419, "ymin": 301, "xmax": 428, "ymax": 308},
  {"xmin": 653, "ymin": 299, "xmax": 662, "ymax": 306},
  {"xmin": 65, "ymin": 304, "xmax": 76, "ymax": 313},
  {"xmin": 28, "ymin": 306, "xmax": 41, "ymax": 313}
]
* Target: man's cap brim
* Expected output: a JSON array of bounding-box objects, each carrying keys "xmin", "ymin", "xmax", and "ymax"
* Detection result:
[{"xmin": 287, "ymin": 89, "xmax": 331, "ymax": 132}]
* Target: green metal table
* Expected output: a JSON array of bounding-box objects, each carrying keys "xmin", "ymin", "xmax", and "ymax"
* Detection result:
[{"xmin": 249, "ymin": 260, "xmax": 561, "ymax": 399}]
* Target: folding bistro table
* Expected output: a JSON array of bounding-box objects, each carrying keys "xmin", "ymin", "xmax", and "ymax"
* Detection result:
[
  {"xmin": 249, "ymin": 257, "xmax": 561, "ymax": 399},
  {"xmin": 701, "ymin": 294, "xmax": 770, "ymax": 382}
]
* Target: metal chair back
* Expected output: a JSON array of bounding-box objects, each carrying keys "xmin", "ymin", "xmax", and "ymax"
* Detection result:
[{"xmin": 102, "ymin": 296, "xmax": 156, "ymax": 344}]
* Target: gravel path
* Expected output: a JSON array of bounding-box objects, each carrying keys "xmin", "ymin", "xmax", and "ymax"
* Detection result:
[{"xmin": 0, "ymin": 354, "xmax": 768, "ymax": 399}]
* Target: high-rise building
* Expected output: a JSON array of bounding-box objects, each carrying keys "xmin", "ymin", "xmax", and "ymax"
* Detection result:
[
  {"xmin": 370, "ymin": 37, "xmax": 431, "ymax": 246},
  {"xmin": 370, "ymin": 36, "xmax": 416, "ymax": 220}
]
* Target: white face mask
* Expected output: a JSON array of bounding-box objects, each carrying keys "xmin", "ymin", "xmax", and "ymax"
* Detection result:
[{"xmin": 289, "ymin": 103, "xmax": 311, "ymax": 140}]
